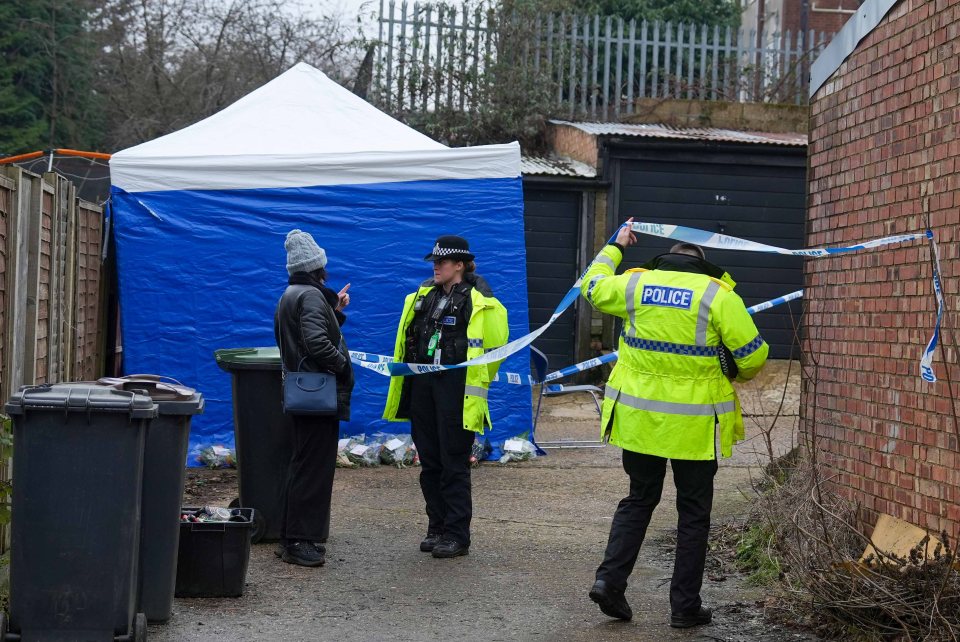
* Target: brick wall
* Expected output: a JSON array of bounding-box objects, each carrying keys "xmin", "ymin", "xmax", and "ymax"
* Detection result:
[
  {"xmin": 547, "ymin": 125, "xmax": 599, "ymax": 168},
  {"xmin": 807, "ymin": 0, "xmax": 960, "ymax": 538},
  {"xmin": 780, "ymin": 0, "xmax": 860, "ymax": 36}
]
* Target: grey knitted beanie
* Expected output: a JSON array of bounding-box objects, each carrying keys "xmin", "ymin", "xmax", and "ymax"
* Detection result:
[{"xmin": 285, "ymin": 229, "xmax": 327, "ymax": 275}]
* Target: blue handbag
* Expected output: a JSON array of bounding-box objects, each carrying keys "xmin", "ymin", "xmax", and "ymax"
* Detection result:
[{"xmin": 281, "ymin": 356, "xmax": 338, "ymax": 416}]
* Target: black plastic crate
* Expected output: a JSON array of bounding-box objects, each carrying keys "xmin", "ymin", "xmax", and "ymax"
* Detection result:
[{"xmin": 175, "ymin": 507, "xmax": 256, "ymax": 598}]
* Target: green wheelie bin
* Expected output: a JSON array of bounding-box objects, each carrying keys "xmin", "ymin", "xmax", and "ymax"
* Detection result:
[{"xmin": 214, "ymin": 347, "xmax": 293, "ymax": 543}]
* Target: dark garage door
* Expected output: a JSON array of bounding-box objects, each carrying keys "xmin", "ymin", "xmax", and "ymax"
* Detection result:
[
  {"xmin": 612, "ymin": 146, "xmax": 805, "ymax": 358},
  {"xmin": 523, "ymin": 186, "xmax": 580, "ymax": 369}
]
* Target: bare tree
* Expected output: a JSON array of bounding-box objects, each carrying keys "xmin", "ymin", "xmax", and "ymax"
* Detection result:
[{"xmin": 91, "ymin": 0, "xmax": 364, "ymax": 150}]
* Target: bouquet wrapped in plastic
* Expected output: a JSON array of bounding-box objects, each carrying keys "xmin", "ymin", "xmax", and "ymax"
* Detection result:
[
  {"xmin": 336, "ymin": 438, "xmax": 359, "ymax": 468},
  {"xmin": 345, "ymin": 435, "xmax": 383, "ymax": 467},
  {"xmin": 498, "ymin": 436, "xmax": 538, "ymax": 464},
  {"xmin": 376, "ymin": 433, "xmax": 418, "ymax": 468},
  {"xmin": 470, "ymin": 438, "xmax": 491, "ymax": 467},
  {"xmin": 196, "ymin": 444, "xmax": 236, "ymax": 468}
]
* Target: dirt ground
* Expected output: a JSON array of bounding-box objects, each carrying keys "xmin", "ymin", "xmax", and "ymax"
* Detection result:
[{"xmin": 155, "ymin": 361, "xmax": 819, "ymax": 641}]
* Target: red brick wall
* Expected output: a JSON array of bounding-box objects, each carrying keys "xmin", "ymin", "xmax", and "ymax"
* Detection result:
[
  {"xmin": 781, "ymin": 0, "xmax": 860, "ymax": 37},
  {"xmin": 807, "ymin": 0, "xmax": 960, "ymax": 538},
  {"xmin": 547, "ymin": 124, "xmax": 599, "ymax": 167}
]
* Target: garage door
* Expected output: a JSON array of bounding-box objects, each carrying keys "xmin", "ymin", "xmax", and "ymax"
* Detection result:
[
  {"xmin": 523, "ymin": 186, "xmax": 580, "ymax": 370},
  {"xmin": 613, "ymin": 147, "xmax": 805, "ymax": 358}
]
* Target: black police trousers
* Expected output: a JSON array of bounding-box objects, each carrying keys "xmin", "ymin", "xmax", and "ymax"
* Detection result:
[
  {"xmin": 595, "ymin": 449, "xmax": 718, "ymax": 615},
  {"xmin": 409, "ymin": 368, "xmax": 475, "ymax": 546},
  {"xmin": 279, "ymin": 413, "xmax": 338, "ymax": 543}
]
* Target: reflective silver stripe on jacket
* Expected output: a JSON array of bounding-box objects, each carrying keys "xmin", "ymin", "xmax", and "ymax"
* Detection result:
[
  {"xmin": 464, "ymin": 385, "xmax": 488, "ymax": 399},
  {"xmin": 594, "ymin": 255, "xmax": 616, "ymax": 270},
  {"xmin": 623, "ymin": 272, "xmax": 644, "ymax": 338},
  {"xmin": 695, "ymin": 281, "xmax": 721, "ymax": 346},
  {"xmin": 605, "ymin": 385, "xmax": 734, "ymax": 416}
]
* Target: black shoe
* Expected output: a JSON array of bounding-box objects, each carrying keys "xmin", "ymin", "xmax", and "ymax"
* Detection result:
[
  {"xmin": 589, "ymin": 580, "xmax": 632, "ymax": 621},
  {"xmin": 670, "ymin": 606, "xmax": 712, "ymax": 628},
  {"xmin": 281, "ymin": 541, "xmax": 325, "ymax": 567},
  {"xmin": 420, "ymin": 533, "xmax": 443, "ymax": 552},
  {"xmin": 431, "ymin": 538, "xmax": 469, "ymax": 558},
  {"xmin": 274, "ymin": 543, "xmax": 284, "ymax": 558}
]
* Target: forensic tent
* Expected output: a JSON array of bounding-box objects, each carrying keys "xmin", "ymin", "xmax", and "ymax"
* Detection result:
[{"xmin": 109, "ymin": 62, "xmax": 531, "ymax": 464}]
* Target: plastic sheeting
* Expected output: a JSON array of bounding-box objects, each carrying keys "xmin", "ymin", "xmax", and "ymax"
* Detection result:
[{"xmin": 110, "ymin": 64, "xmax": 531, "ymax": 465}]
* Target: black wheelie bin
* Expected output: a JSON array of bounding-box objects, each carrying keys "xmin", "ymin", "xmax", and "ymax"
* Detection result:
[
  {"xmin": 214, "ymin": 347, "xmax": 293, "ymax": 543},
  {"xmin": 4, "ymin": 383, "xmax": 156, "ymax": 642},
  {"xmin": 98, "ymin": 375, "xmax": 204, "ymax": 624}
]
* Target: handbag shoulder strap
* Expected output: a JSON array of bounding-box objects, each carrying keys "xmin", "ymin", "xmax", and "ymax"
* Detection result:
[{"xmin": 279, "ymin": 284, "xmax": 339, "ymax": 374}]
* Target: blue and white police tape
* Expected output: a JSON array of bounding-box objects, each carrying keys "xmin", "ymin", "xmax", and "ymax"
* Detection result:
[
  {"xmin": 496, "ymin": 289, "xmax": 804, "ymax": 385},
  {"xmin": 630, "ymin": 221, "xmax": 941, "ymax": 382},
  {"xmin": 919, "ymin": 229, "xmax": 944, "ymax": 382},
  {"xmin": 629, "ymin": 221, "xmax": 926, "ymax": 257},
  {"xmin": 351, "ymin": 289, "xmax": 805, "ymax": 385},
  {"xmin": 350, "ymin": 226, "xmax": 629, "ymax": 378}
]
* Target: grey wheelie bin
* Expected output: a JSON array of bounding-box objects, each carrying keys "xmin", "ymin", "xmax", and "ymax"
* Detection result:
[
  {"xmin": 4, "ymin": 383, "xmax": 156, "ymax": 642},
  {"xmin": 214, "ymin": 347, "xmax": 293, "ymax": 543},
  {"xmin": 98, "ymin": 375, "xmax": 204, "ymax": 624}
]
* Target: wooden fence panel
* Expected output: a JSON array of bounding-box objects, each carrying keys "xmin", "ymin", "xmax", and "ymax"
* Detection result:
[
  {"xmin": 0, "ymin": 175, "xmax": 11, "ymax": 397},
  {"xmin": 0, "ymin": 167, "xmax": 105, "ymax": 395},
  {"xmin": 74, "ymin": 200, "xmax": 104, "ymax": 381},
  {"xmin": 35, "ymin": 182, "xmax": 53, "ymax": 384}
]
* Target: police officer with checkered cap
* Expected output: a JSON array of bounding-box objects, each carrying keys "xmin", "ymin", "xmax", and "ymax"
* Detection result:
[{"xmin": 383, "ymin": 235, "xmax": 509, "ymax": 558}]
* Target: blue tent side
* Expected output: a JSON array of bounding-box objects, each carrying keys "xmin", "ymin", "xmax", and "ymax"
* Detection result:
[{"xmin": 111, "ymin": 176, "xmax": 532, "ymax": 465}]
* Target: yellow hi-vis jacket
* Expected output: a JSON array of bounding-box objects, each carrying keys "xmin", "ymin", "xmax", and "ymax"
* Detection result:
[
  {"xmin": 582, "ymin": 245, "xmax": 769, "ymax": 459},
  {"xmin": 382, "ymin": 283, "xmax": 509, "ymax": 433}
]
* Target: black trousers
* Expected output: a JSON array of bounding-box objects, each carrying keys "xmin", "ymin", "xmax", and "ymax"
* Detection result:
[
  {"xmin": 596, "ymin": 449, "xmax": 718, "ymax": 615},
  {"xmin": 279, "ymin": 413, "xmax": 339, "ymax": 543},
  {"xmin": 409, "ymin": 368, "xmax": 475, "ymax": 546}
]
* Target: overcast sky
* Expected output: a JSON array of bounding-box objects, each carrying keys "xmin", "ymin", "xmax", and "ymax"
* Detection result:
[{"xmin": 312, "ymin": 0, "xmax": 380, "ymax": 37}]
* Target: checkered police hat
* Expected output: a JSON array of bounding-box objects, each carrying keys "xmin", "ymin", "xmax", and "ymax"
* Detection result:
[{"xmin": 424, "ymin": 235, "xmax": 475, "ymax": 261}]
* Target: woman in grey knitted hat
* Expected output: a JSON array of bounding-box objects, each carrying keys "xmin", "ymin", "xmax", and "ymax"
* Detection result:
[{"xmin": 274, "ymin": 229, "xmax": 354, "ymax": 567}]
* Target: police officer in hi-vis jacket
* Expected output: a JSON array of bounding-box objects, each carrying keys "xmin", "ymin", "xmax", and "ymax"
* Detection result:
[
  {"xmin": 582, "ymin": 217, "xmax": 768, "ymax": 629},
  {"xmin": 383, "ymin": 235, "xmax": 508, "ymax": 559}
]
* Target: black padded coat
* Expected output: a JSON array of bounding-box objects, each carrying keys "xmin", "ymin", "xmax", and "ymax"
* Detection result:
[{"xmin": 274, "ymin": 273, "xmax": 354, "ymax": 421}]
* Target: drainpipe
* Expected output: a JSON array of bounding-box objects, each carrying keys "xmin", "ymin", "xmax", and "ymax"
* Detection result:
[{"xmin": 754, "ymin": 0, "xmax": 765, "ymax": 100}]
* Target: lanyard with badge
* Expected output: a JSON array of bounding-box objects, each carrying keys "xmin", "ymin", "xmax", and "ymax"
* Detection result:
[{"xmin": 425, "ymin": 293, "xmax": 451, "ymax": 365}]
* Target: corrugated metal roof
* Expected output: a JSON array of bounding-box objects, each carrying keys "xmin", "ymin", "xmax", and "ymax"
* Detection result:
[
  {"xmin": 521, "ymin": 154, "xmax": 597, "ymax": 178},
  {"xmin": 550, "ymin": 121, "xmax": 807, "ymax": 146}
]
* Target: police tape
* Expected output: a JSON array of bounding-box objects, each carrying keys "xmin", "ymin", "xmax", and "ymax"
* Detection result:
[
  {"xmin": 630, "ymin": 221, "xmax": 942, "ymax": 382},
  {"xmin": 919, "ymin": 229, "xmax": 944, "ymax": 382},
  {"xmin": 349, "ymin": 227, "xmax": 627, "ymax": 378},
  {"xmin": 350, "ymin": 222, "xmax": 938, "ymax": 381},
  {"xmin": 629, "ymin": 221, "xmax": 926, "ymax": 257},
  {"xmin": 350, "ymin": 289, "xmax": 805, "ymax": 385}
]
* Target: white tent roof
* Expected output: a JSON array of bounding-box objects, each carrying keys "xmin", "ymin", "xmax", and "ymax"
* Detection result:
[{"xmin": 111, "ymin": 62, "xmax": 519, "ymax": 192}]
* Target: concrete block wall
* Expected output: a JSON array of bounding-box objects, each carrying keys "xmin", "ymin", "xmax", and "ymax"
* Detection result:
[{"xmin": 807, "ymin": 0, "xmax": 960, "ymax": 537}]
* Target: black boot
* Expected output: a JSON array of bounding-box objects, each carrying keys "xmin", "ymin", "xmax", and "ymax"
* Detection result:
[
  {"xmin": 281, "ymin": 541, "xmax": 325, "ymax": 567},
  {"xmin": 589, "ymin": 579, "xmax": 632, "ymax": 621},
  {"xmin": 420, "ymin": 533, "xmax": 443, "ymax": 552},
  {"xmin": 431, "ymin": 538, "xmax": 469, "ymax": 558},
  {"xmin": 670, "ymin": 606, "xmax": 712, "ymax": 628}
]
